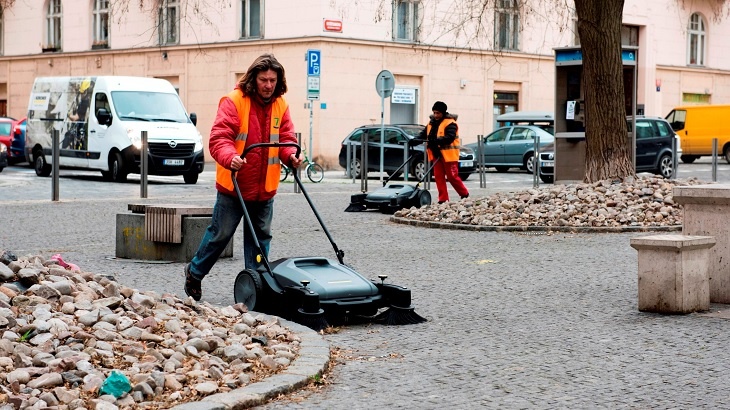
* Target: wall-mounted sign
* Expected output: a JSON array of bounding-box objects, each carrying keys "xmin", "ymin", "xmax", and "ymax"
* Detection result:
[
  {"xmin": 391, "ymin": 88, "xmax": 416, "ymax": 104},
  {"xmin": 324, "ymin": 19, "xmax": 343, "ymax": 32}
]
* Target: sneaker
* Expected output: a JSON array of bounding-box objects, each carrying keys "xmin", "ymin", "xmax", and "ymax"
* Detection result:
[
  {"xmin": 460, "ymin": 194, "xmax": 469, "ymax": 200},
  {"xmin": 184, "ymin": 263, "xmax": 202, "ymax": 301},
  {"xmin": 438, "ymin": 200, "xmax": 447, "ymax": 204}
]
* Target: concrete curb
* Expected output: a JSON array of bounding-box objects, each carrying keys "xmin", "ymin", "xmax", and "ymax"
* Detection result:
[
  {"xmin": 389, "ymin": 216, "xmax": 682, "ymax": 233},
  {"xmin": 170, "ymin": 319, "xmax": 330, "ymax": 410}
]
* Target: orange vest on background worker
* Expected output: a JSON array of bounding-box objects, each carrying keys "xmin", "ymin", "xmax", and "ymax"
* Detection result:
[
  {"xmin": 426, "ymin": 118, "xmax": 460, "ymax": 162},
  {"xmin": 214, "ymin": 89, "xmax": 287, "ymax": 192}
]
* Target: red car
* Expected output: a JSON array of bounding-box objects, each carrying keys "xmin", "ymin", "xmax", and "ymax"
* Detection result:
[{"xmin": 0, "ymin": 117, "xmax": 15, "ymax": 157}]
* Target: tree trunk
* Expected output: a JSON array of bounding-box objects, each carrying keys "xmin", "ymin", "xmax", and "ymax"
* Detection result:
[{"xmin": 574, "ymin": 0, "xmax": 634, "ymax": 183}]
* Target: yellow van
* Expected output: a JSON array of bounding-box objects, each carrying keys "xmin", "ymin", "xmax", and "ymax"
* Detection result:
[{"xmin": 665, "ymin": 105, "xmax": 730, "ymax": 163}]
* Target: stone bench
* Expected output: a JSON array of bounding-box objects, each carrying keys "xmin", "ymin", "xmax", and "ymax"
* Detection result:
[
  {"xmin": 630, "ymin": 234, "xmax": 715, "ymax": 314},
  {"xmin": 674, "ymin": 184, "xmax": 730, "ymax": 303},
  {"xmin": 115, "ymin": 203, "xmax": 233, "ymax": 262}
]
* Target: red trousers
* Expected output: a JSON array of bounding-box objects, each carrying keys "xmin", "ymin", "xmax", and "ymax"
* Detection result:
[{"xmin": 433, "ymin": 160, "xmax": 469, "ymax": 202}]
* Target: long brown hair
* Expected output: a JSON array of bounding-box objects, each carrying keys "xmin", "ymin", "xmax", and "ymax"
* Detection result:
[{"xmin": 236, "ymin": 54, "xmax": 288, "ymax": 98}]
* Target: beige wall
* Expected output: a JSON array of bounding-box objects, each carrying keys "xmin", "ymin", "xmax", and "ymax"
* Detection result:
[{"xmin": 3, "ymin": 0, "xmax": 730, "ymax": 167}]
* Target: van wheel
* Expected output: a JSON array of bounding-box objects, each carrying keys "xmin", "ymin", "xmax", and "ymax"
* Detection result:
[
  {"xmin": 183, "ymin": 171, "xmax": 199, "ymax": 184},
  {"xmin": 110, "ymin": 152, "xmax": 128, "ymax": 182},
  {"xmin": 680, "ymin": 155, "xmax": 697, "ymax": 164},
  {"xmin": 724, "ymin": 146, "xmax": 730, "ymax": 165},
  {"xmin": 34, "ymin": 151, "xmax": 51, "ymax": 177}
]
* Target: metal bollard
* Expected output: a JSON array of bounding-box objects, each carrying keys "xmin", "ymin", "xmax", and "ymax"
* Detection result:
[
  {"xmin": 533, "ymin": 135, "xmax": 540, "ymax": 189},
  {"xmin": 52, "ymin": 130, "xmax": 59, "ymax": 201},
  {"xmin": 712, "ymin": 138, "xmax": 718, "ymax": 182},
  {"xmin": 361, "ymin": 132, "xmax": 368, "ymax": 193},
  {"xmin": 140, "ymin": 131, "xmax": 148, "ymax": 198},
  {"xmin": 403, "ymin": 142, "xmax": 410, "ymax": 182},
  {"xmin": 671, "ymin": 136, "xmax": 677, "ymax": 180},
  {"xmin": 477, "ymin": 135, "xmax": 485, "ymax": 189},
  {"xmin": 344, "ymin": 140, "xmax": 352, "ymax": 182},
  {"xmin": 295, "ymin": 132, "xmax": 302, "ymax": 194}
]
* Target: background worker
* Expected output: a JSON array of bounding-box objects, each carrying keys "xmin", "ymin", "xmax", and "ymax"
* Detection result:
[
  {"xmin": 418, "ymin": 101, "xmax": 469, "ymax": 204},
  {"xmin": 184, "ymin": 54, "xmax": 302, "ymax": 301}
]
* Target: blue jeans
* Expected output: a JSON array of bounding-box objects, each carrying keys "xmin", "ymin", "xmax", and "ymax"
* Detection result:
[{"xmin": 188, "ymin": 192, "xmax": 274, "ymax": 280}]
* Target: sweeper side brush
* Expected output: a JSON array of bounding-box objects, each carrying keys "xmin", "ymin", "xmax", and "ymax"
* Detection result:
[{"xmin": 231, "ymin": 142, "xmax": 427, "ymax": 330}]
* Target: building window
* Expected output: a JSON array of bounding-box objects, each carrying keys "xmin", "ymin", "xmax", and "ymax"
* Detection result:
[
  {"xmin": 687, "ymin": 13, "xmax": 706, "ymax": 66},
  {"xmin": 45, "ymin": 0, "xmax": 62, "ymax": 51},
  {"xmin": 240, "ymin": 0, "xmax": 262, "ymax": 38},
  {"xmin": 682, "ymin": 93, "xmax": 711, "ymax": 104},
  {"xmin": 393, "ymin": 1, "xmax": 420, "ymax": 42},
  {"xmin": 621, "ymin": 25, "xmax": 639, "ymax": 46},
  {"xmin": 158, "ymin": 0, "xmax": 180, "ymax": 45},
  {"xmin": 92, "ymin": 0, "xmax": 109, "ymax": 49},
  {"xmin": 494, "ymin": 0, "xmax": 519, "ymax": 51}
]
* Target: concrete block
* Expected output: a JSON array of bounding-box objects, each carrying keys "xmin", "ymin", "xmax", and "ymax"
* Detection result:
[
  {"xmin": 630, "ymin": 234, "xmax": 715, "ymax": 314},
  {"xmin": 115, "ymin": 213, "xmax": 232, "ymax": 262},
  {"xmin": 674, "ymin": 184, "xmax": 730, "ymax": 303}
]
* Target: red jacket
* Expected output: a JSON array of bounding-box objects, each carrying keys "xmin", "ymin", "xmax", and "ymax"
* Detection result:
[{"xmin": 209, "ymin": 91, "xmax": 297, "ymax": 201}]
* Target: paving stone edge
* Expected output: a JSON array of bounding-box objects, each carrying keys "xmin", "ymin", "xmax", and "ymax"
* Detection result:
[
  {"xmin": 389, "ymin": 216, "xmax": 682, "ymax": 233},
  {"xmin": 170, "ymin": 318, "xmax": 330, "ymax": 410}
]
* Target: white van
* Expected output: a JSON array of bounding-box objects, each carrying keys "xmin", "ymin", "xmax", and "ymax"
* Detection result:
[{"xmin": 26, "ymin": 76, "xmax": 204, "ymax": 183}]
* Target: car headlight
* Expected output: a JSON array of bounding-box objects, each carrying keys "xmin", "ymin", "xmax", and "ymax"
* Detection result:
[
  {"xmin": 127, "ymin": 128, "xmax": 142, "ymax": 149},
  {"xmin": 194, "ymin": 131, "xmax": 204, "ymax": 152},
  {"xmin": 0, "ymin": 143, "xmax": 7, "ymax": 153},
  {"xmin": 459, "ymin": 146, "xmax": 475, "ymax": 158}
]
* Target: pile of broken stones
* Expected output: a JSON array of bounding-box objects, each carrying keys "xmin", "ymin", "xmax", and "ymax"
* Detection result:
[
  {"xmin": 0, "ymin": 252, "xmax": 301, "ymax": 409},
  {"xmin": 395, "ymin": 176, "xmax": 709, "ymax": 229}
]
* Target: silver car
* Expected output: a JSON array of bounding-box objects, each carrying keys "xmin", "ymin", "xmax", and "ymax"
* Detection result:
[{"xmin": 466, "ymin": 125, "xmax": 555, "ymax": 174}]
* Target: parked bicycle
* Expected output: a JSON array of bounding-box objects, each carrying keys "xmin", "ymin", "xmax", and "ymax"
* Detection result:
[{"xmin": 280, "ymin": 146, "xmax": 324, "ymax": 183}]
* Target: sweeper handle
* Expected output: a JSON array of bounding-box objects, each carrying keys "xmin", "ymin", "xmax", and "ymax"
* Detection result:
[
  {"xmin": 231, "ymin": 142, "xmax": 302, "ymax": 276},
  {"xmin": 232, "ymin": 142, "xmax": 346, "ymax": 266},
  {"xmin": 380, "ymin": 138, "xmax": 426, "ymax": 187}
]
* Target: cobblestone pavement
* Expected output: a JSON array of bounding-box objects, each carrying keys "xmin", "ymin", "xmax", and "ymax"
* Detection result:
[{"xmin": 2, "ymin": 168, "xmax": 730, "ymax": 409}]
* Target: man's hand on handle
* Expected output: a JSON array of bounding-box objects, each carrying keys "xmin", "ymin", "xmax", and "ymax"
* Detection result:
[
  {"xmin": 230, "ymin": 156, "xmax": 245, "ymax": 171},
  {"xmin": 289, "ymin": 154, "xmax": 303, "ymax": 168}
]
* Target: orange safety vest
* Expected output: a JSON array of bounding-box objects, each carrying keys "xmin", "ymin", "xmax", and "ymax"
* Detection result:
[
  {"xmin": 215, "ymin": 89, "xmax": 287, "ymax": 192},
  {"xmin": 426, "ymin": 118, "xmax": 460, "ymax": 162}
]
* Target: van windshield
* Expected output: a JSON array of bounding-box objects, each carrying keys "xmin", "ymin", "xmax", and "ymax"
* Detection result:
[{"xmin": 111, "ymin": 91, "xmax": 190, "ymax": 123}]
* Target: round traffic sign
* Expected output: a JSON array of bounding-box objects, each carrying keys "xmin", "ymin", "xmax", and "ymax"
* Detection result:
[{"xmin": 375, "ymin": 70, "xmax": 395, "ymax": 98}]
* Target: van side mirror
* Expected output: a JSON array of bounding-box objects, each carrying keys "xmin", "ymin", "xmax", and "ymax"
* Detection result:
[
  {"xmin": 189, "ymin": 113, "xmax": 197, "ymax": 126},
  {"xmin": 96, "ymin": 108, "xmax": 112, "ymax": 126}
]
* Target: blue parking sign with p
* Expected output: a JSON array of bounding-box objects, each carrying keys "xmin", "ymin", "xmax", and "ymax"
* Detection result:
[{"xmin": 308, "ymin": 50, "xmax": 321, "ymax": 76}]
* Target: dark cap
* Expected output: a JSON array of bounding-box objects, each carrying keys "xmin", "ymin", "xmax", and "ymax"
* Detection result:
[{"xmin": 432, "ymin": 101, "xmax": 447, "ymax": 114}]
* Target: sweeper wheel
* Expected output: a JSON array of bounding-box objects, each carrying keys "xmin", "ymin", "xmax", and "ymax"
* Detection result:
[
  {"xmin": 233, "ymin": 269, "xmax": 263, "ymax": 311},
  {"xmin": 416, "ymin": 190, "xmax": 432, "ymax": 207}
]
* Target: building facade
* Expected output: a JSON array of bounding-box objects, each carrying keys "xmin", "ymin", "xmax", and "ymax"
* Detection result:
[{"xmin": 1, "ymin": 0, "xmax": 729, "ymax": 167}]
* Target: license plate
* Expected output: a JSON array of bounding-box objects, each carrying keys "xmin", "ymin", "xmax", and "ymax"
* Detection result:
[
  {"xmin": 164, "ymin": 159, "xmax": 185, "ymax": 166},
  {"xmin": 459, "ymin": 161, "xmax": 473, "ymax": 168},
  {"xmin": 540, "ymin": 161, "xmax": 554, "ymax": 167}
]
